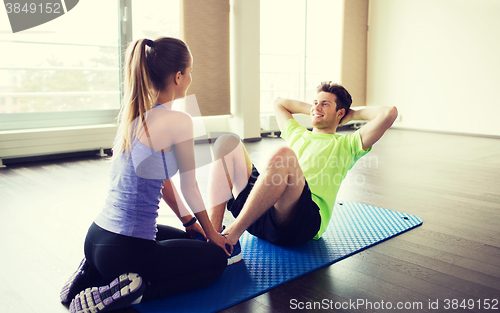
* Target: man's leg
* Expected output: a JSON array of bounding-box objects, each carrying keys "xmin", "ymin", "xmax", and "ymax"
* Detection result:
[
  {"xmin": 223, "ymin": 146, "xmax": 305, "ymax": 245},
  {"xmin": 208, "ymin": 134, "xmax": 253, "ymax": 233}
]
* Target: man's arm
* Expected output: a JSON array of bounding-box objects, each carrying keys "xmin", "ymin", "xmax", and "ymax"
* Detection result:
[
  {"xmin": 273, "ymin": 97, "xmax": 311, "ymax": 132},
  {"xmin": 342, "ymin": 106, "xmax": 398, "ymax": 151}
]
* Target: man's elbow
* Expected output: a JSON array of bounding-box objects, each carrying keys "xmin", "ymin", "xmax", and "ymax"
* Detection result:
[
  {"xmin": 273, "ymin": 97, "xmax": 285, "ymax": 108},
  {"xmin": 386, "ymin": 106, "xmax": 398, "ymax": 124},
  {"xmin": 273, "ymin": 97, "xmax": 289, "ymax": 115}
]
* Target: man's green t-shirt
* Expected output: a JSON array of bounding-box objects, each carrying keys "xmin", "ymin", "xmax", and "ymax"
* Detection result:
[{"xmin": 280, "ymin": 119, "xmax": 371, "ymax": 239}]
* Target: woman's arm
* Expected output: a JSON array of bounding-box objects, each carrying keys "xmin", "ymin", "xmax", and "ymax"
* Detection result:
[
  {"xmin": 162, "ymin": 179, "xmax": 206, "ymax": 238},
  {"xmin": 162, "ymin": 179, "xmax": 191, "ymax": 223},
  {"xmin": 173, "ymin": 113, "xmax": 232, "ymax": 255}
]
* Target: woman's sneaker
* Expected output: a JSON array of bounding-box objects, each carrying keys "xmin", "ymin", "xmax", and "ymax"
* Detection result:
[
  {"xmin": 69, "ymin": 273, "xmax": 145, "ymax": 313},
  {"xmin": 60, "ymin": 258, "xmax": 89, "ymax": 305}
]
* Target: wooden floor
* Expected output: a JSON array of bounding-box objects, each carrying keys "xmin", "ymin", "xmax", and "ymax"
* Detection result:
[{"xmin": 0, "ymin": 128, "xmax": 499, "ymax": 313}]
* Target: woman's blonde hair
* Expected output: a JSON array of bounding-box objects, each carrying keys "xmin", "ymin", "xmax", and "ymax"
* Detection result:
[{"xmin": 114, "ymin": 37, "xmax": 191, "ymax": 156}]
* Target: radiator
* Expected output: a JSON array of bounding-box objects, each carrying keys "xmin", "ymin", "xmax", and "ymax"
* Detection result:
[{"xmin": 0, "ymin": 124, "xmax": 117, "ymax": 166}]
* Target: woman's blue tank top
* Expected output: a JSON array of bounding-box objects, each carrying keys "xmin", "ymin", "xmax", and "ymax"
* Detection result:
[{"xmin": 95, "ymin": 105, "xmax": 179, "ymax": 240}]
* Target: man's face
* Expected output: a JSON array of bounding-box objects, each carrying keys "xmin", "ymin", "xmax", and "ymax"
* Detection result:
[{"xmin": 310, "ymin": 91, "xmax": 340, "ymax": 130}]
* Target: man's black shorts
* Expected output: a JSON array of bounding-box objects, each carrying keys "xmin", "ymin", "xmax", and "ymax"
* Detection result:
[{"xmin": 227, "ymin": 165, "xmax": 321, "ymax": 246}]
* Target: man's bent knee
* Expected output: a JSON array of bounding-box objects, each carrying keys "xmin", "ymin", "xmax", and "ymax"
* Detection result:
[
  {"xmin": 268, "ymin": 147, "xmax": 299, "ymax": 169},
  {"xmin": 213, "ymin": 133, "xmax": 242, "ymax": 160}
]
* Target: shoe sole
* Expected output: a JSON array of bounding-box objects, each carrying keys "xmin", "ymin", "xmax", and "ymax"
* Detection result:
[
  {"xmin": 227, "ymin": 253, "xmax": 243, "ymax": 265},
  {"xmin": 69, "ymin": 273, "xmax": 143, "ymax": 313},
  {"xmin": 60, "ymin": 258, "xmax": 87, "ymax": 304}
]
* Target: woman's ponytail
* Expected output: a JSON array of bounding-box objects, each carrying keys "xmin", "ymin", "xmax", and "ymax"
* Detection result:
[
  {"xmin": 115, "ymin": 39, "xmax": 158, "ymax": 156},
  {"xmin": 114, "ymin": 37, "xmax": 191, "ymax": 156}
]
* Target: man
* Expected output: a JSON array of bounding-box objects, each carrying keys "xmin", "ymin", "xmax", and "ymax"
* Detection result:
[{"xmin": 207, "ymin": 81, "xmax": 398, "ymax": 263}]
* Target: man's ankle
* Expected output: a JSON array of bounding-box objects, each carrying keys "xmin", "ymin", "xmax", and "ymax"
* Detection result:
[
  {"xmin": 223, "ymin": 228, "xmax": 240, "ymax": 245},
  {"xmin": 227, "ymin": 234, "xmax": 239, "ymax": 246}
]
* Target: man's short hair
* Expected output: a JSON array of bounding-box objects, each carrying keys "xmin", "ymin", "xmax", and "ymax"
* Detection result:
[{"xmin": 316, "ymin": 81, "xmax": 352, "ymax": 122}]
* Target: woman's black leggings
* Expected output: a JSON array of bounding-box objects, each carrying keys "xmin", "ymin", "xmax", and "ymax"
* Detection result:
[{"xmin": 83, "ymin": 223, "xmax": 227, "ymax": 302}]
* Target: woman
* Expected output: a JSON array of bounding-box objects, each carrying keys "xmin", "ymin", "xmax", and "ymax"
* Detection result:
[{"xmin": 60, "ymin": 37, "xmax": 232, "ymax": 313}]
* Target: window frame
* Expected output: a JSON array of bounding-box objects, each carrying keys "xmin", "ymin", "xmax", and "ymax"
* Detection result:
[{"xmin": 0, "ymin": 0, "xmax": 131, "ymax": 131}]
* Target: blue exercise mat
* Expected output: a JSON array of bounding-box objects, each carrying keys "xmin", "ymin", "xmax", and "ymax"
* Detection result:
[{"xmin": 134, "ymin": 201, "xmax": 422, "ymax": 313}]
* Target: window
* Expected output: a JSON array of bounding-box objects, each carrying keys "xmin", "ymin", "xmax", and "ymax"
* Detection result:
[
  {"xmin": 0, "ymin": 0, "xmax": 190, "ymax": 161},
  {"xmin": 0, "ymin": 0, "xmax": 120, "ymax": 114},
  {"xmin": 260, "ymin": 0, "xmax": 343, "ymax": 113},
  {"xmin": 131, "ymin": 0, "xmax": 180, "ymax": 41},
  {"xmin": 0, "ymin": 0, "xmax": 182, "ymax": 131}
]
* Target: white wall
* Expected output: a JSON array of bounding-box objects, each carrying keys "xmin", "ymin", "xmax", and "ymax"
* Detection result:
[
  {"xmin": 228, "ymin": 0, "xmax": 261, "ymax": 140},
  {"xmin": 367, "ymin": 0, "xmax": 500, "ymax": 137}
]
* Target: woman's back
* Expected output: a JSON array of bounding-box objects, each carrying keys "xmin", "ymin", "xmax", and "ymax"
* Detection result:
[{"xmin": 95, "ymin": 105, "xmax": 182, "ymax": 240}]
